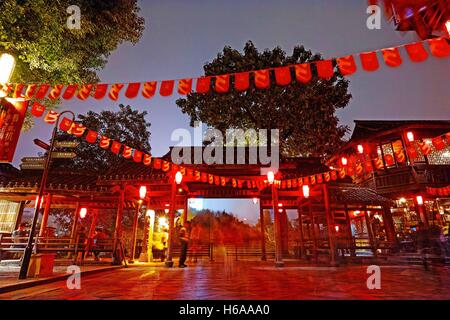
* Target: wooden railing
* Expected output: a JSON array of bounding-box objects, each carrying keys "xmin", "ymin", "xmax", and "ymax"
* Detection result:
[{"xmin": 0, "ymin": 235, "xmax": 114, "ymax": 262}]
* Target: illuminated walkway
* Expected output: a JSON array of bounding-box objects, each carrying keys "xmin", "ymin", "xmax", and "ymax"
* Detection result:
[{"xmin": 1, "ymin": 260, "xmax": 449, "ymax": 300}]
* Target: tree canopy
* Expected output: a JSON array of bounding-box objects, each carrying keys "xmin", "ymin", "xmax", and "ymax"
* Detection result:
[
  {"xmin": 55, "ymin": 104, "xmax": 151, "ymax": 172},
  {"xmin": 0, "ymin": 0, "xmax": 145, "ymax": 128},
  {"xmin": 176, "ymin": 41, "xmax": 352, "ymax": 158}
]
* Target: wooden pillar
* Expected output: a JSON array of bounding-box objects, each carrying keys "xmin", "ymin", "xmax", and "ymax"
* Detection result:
[
  {"xmin": 68, "ymin": 202, "xmax": 81, "ymax": 258},
  {"xmin": 112, "ymin": 186, "xmax": 125, "ymax": 265},
  {"xmin": 323, "ymin": 184, "xmax": 337, "ymax": 266},
  {"xmin": 364, "ymin": 209, "xmax": 378, "ymax": 257},
  {"xmin": 129, "ymin": 201, "xmax": 141, "ymax": 262},
  {"xmin": 182, "ymin": 197, "xmax": 188, "ymax": 226},
  {"xmin": 272, "ymin": 184, "xmax": 284, "ymax": 267},
  {"xmin": 308, "ymin": 200, "xmax": 318, "ymax": 260},
  {"xmin": 297, "ymin": 200, "xmax": 305, "ymax": 259},
  {"xmin": 88, "ymin": 209, "xmax": 98, "ymax": 239},
  {"xmin": 39, "ymin": 194, "xmax": 52, "ymax": 237},
  {"xmin": 165, "ymin": 178, "xmax": 177, "ymax": 267},
  {"xmin": 344, "ymin": 204, "xmax": 356, "ymax": 257},
  {"xmin": 14, "ymin": 201, "xmax": 26, "ymax": 230},
  {"xmin": 259, "ymin": 200, "xmax": 266, "ymax": 261},
  {"xmin": 416, "ymin": 201, "xmax": 429, "ymax": 228},
  {"xmin": 382, "ymin": 207, "xmax": 398, "ymax": 250}
]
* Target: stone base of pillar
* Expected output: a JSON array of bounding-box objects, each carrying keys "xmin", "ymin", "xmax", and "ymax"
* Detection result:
[
  {"xmin": 275, "ymin": 261, "xmax": 284, "ymax": 268},
  {"xmin": 138, "ymin": 253, "xmax": 149, "ymax": 262},
  {"xmin": 165, "ymin": 260, "xmax": 174, "ymax": 268}
]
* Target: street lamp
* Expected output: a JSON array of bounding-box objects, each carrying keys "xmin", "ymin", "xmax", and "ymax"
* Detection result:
[
  {"xmin": 19, "ymin": 110, "xmax": 75, "ymax": 279},
  {"xmin": 0, "ymin": 53, "xmax": 15, "ymax": 85}
]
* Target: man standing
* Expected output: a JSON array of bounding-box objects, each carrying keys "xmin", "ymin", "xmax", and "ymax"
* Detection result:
[{"xmin": 179, "ymin": 221, "xmax": 191, "ymax": 268}]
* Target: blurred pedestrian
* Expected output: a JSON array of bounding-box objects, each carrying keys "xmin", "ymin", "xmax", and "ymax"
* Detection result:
[{"xmin": 179, "ymin": 221, "xmax": 191, "ymax": 268}]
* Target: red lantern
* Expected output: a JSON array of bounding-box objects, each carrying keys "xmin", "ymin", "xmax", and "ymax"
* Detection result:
[
  {"xmin": 254, "ymin": 69, "xmax": 270, "ymax": 89},
  {"xmin": 178, "ymin": 79, "xmax": 192, "ymax": 95},
  {"xmin": 125, "ymin": 83, "xmax": 141, "ymax": 99},
  {"xmin": 302, "ymin": 185, "xmax": 310, "ymax": 198},
  {"xmin": 142, "ymin": 81, "xmax": 157, "ymax": 99},
  {"xmin": 234, "ymin": 72, "xmax": 250, "ymax": 91},
  {"xmin": 79, "ymin": 207, "xmax": 87, "ymax": 219}
]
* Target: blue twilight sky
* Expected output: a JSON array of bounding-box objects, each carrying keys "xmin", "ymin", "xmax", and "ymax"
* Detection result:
[{"xmin": 12, "ymin": 0, "xmax": 450, "ymax": 224}]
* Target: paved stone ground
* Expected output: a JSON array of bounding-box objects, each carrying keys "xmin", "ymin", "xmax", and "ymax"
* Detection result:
[{"xmin": 0, "ymin": 260, "xmax": 449, "ymax": 300}]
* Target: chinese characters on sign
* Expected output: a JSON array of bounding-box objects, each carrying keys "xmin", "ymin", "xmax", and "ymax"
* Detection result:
[{"xmin": 0, "ymin": 98, "xmax": 29, "ymax": 162}]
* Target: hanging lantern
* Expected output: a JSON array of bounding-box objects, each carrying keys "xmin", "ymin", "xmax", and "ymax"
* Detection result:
[
  {"xmin": 139, "ymin": 186, "xmax": 147, "ymax": 200},
  {"xmin": 406, "ymin": 131, "xmax": 414, "ymax": 142},
  {"xmin": 446, "ymin": 20, "xmax": 450, "ymax": 37},
  {"xmin": 252, "ymin": 197, "xmax": 258, "ymax": 205},
  {"xmin": 164, "ymin": 203, "xmax": 170, "ymax": 214},
  {"xmin": 302, "ymin": 185, "xmax": 310, "ymax": 198},
  {"xmin": 416, "ymin": 195, "xmax": 424, "ymax": 206},
  {"xmin": 334, "ymin": 225, "xmax": 340, "ymax": 232},
  {"xmin": 357, "ymin": 145, "xmax": 364, "ymax": 154},
  {"xmin": 267, "ymin": 171, "xmax": 275, "ymax": 184},
  {"xmin": 175, "ymin": 171, "xmax": 183, "ymax": 185},
  {"xmin": 341, "ymin": 157, "xmax": 348, "ymax": 166},
  {"xmin": 79, "ymin": 207, "xmax": 87, "ymax": 219}
]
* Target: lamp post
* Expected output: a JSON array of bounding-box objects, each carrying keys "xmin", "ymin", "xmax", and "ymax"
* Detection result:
[
  {"xmin": 0, "ymin": 53, "xmax": 15, "ymax": 95},
  {"xmin": 165, "ymin": 170, "xmax": 182, "ymax": 268},
  {"xmin": 129, "ymin": 186, "xmax": 146, "ymax": 263},
  {"xmin": 18, "ymin": 110, "xmax": 75, "ymax": 279}
]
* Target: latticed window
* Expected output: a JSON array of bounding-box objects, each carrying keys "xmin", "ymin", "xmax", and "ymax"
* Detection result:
[{"xmin": 424, "ymin": 139, "xmax": 450, "ymax": 165}]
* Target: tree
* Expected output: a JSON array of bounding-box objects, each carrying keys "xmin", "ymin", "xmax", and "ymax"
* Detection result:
[
  {"xmin": 55, "ymin": 104, "xmax": 151, "ymax": 172},
  {"xmin": 0, "ymin": 0, "xmax": 145, "ymax": 129},
  {"xmin": 176, "ymin": 41, "xmax": 352, "ymax": 158}
]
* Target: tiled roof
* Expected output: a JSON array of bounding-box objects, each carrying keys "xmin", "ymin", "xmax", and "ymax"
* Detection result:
[
  {"xmin": 350, "ymin": 120, "xmax": 450, "ymax": 141},
  {"xmin": 330, "ymin": 183, "xmax": 392, "ymax": 205}
]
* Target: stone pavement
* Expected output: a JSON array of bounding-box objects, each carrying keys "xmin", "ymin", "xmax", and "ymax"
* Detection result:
[
  {"xmin": 0, "ymin": 264, "xmax": 124, "ymax": 294},
  {"xmin": 0, "ymin": 259, "xmax": 449, "ymax": 300}
]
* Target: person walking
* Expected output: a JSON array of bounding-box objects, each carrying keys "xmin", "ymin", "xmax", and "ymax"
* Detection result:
[
  {"xmin": 416, "ymin": 222, "xmax": 431, "ymax": 271},
  {"xmin": 179, "ymin": 221, "xmax": 191, "ymax": 268}
]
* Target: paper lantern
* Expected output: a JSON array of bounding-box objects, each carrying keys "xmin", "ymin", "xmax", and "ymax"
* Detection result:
[
  {"xmin": 195, "ymin": 77, "xmax": 211, "ymax": 94},
  {"xmin": 77, "ymin": 84, "xmax": 93, "ymax": 100},
  {"xmin": 214, "ymin": 75, "xmax": 230, "ymax": 93},
  {"xmin": 234, "ymin": 72, "xmax": 250, "ymax": 91},
  {"xmin": 125, "ymin": 83, "xmax": 141, "ymax": 99},
  {"xmin": 109, "ymin": 83, "xmax": 125, "ymax": 101},
  {"xmin": 316, "ymin": 60, "xmax": 334, "ymax": 79},
  {"xmin": 405, "ymin": 42, "xmax": 428, "ymax": 63},
  {"xmin": 178, "ymin": 78, "xmax": 192, "ymax": 95},
  {"xmin": 337, "ymin": 55, "xmax": 357, "ymax": 76},
  {"xmin": 62, "ymin": 84, "xmax": 78, "ymax": 100},
  {"xmin": 35, "ymin": 84, "xmax": 51, "ymax": 99},
  {"xmin": 142, "ymin": 81, "xmax": 157, "ymax": 99},
  {"xmin": 382, "ymin": 47, "xmax": 402, "ymax": 67},
  {"xmin": 93, "ymin": 84, "xmax": 108, "ymax": 100},
  {"xmin": 254, "ymin": 69, "xmax": 270, "ymax": 89},
  {"xmin": 159, "ymin": 80, "xmax": 174, "ymax": 96},
  {"xmin": 274, "ymin": 67, "xmax": 291, "ymax": 86},
  {"xmin": 294, "ymin": 64, "xmax": 312, "ymax": 83},
  {"xmin": 360, "ymin": 52, "xmax": 379, "ymax": 72}
]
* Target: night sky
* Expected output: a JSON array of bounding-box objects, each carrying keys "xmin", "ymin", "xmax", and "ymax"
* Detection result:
[{"xmin": 12, "ymin": 0, "xmax": 450, "ymax": 224}]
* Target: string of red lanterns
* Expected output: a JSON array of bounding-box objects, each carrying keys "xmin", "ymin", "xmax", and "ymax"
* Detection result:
[
  {"xmin": 30, "ymin": 102, "xmax": 348, "ymax": 191},
  {"xmin": 1, "ymin": 38, "xmax": 448, "ymax": 102}
]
